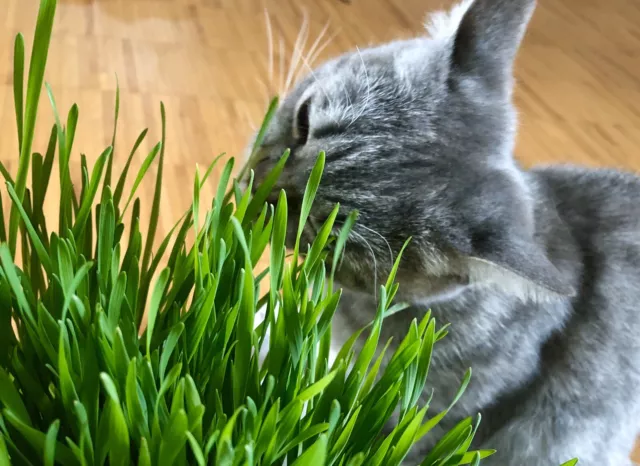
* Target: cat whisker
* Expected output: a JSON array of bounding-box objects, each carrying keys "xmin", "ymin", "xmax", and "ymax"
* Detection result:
[
  {"xmin": 295, "ymin": 27, "xmax": 337, "ymax": 86},
  {"xmin": 356, "ymin": 224, "xmax": 393, "ymax": 265},
  {"xmin": 354, "ymin": 46, "xmax": 372, "ymax": 124},
  {"xmin": 263, "ymin": 8, "xmax": 274, "ymax": 88},
  {"xmin": 305, "ymin": 21, "xmax": 331, "ymax": 66},
  {"xmin": 350, "ymin": 229, "xmax": 379, "ymax": 300},
  {"xmin": 337, "ymin": 74, "xmax": 353, "ymax": 122},
  {"xmin": 284, "ymin": 10, "xmax": 310, "ymax": 95},
  {"xmin": 309, "ymin": 29, "xmax": 338, "ymax": 67},
  {"xmin": 241, "ymin": 104, "xmax": 258, "ymax": 132},
  {"xmin": 278, "ymin": 36, "xmax": 285, "ymax": 97},
  {"xmin": 300, "ymin": 56, "xmax": 341, "ymax": 126},
  {"xmin": 308, "ymin": 214, "xmax": 327, "ymax": 237},
  {"xmin": 254, "ymin": 77, "xmax": 271, "ymax": 107}
]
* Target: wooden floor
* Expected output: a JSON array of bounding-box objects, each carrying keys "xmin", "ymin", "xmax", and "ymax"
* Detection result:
[
  {"xmin": 1, "ymin": 0, "xmax": 640, "ymax": 461},
  {"xmin": 1, "ymin": 0, "xmax": 640, "ymax": 233}
]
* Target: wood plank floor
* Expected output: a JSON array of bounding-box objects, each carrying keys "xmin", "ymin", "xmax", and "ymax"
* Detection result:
[{"xmin": 1, "ymin": 0, "xmax": 639, "ymax": 461}]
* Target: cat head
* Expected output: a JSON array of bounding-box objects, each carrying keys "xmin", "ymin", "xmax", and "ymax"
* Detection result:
[{"xmin": 249, "ymin": 0, "xmax": 575, "ymax": 304}]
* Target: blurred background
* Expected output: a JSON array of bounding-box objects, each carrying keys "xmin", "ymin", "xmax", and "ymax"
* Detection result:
[
  {"xmin": 0, "ymin": 0, "xmax": 639, "ymax": 459},
  {"xmin": 1, "ymin": 0, "xmax": 639, "ymax": 235}
]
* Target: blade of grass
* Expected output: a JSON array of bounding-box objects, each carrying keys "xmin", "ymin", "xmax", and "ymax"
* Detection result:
[
  {"xmin": 0, "ymin": 243, "xmax": 34, "ymax": 326},
  {"xmin": 0, "ymin": 433, "xmax": 8, "ymax": 465},
  {"xmin": 293, "ymin": 151, "xmax": 325, "ymax": 266},
  {"xmin": 31, "ymin": 125, "xmax": 57, "ymax": 237},
  {"xmin": 45, "ymin": 85, "xmax": 75, "ymax": 235},
  {"xmin": 5, "ymin": 182, "xmax": 52, "ymax": 274},
  {"xmin": 113, "ymin": 128, "xmax": 148, "ymax": 208},
  {"xmin": 0, "ymin": 161, "xmax": 15, "ymax": 186},
  {"xmin": 236, "ymin": 96, "xmax": 279, "ymax": 184},
  {"xmin": 42, "ymin": 420, "xmax": 60, "ymax": 466},
  {"xmin": 416, "ymin": 369, "xmax": 472, "ymax": 441},
  {"xmin": 64, "ymin": 102, "xmax": 79, "ymax": 217},
  {"xmin": 146, "ymin": 268, "xmax": 170, "ymax": 355},
  {"xmin": 243, "ymin": 149, "xmax": 290, "ymax": 225},
  {"xmin": 329, "ymin": 210, "xmax": 358, "ymax": 291},
  {"xmin": 73, "ymin": 147, "xmax": 113, "ymax": 237},
  {"xmin": 9, "ymin": 0, "xmax": 57, "ymax": 255},
  {"xmin": 199, "ymin": 152, "xmax": 226, "ymax": 188},
  {"xmin": 97, "ymin": 188, "xmax": 116, "ymax": 294},
  {"xmin": 119, "ymin": 141, "xmax": 162, "ymax": 220},
  {"xmin": 72, "ymin": 146, "xmax": 112, "ymax": 237},
  {"xmin": 3, "ymin": 410, "xmax": 76, "ymax": 465},
  {"xmin": 13, "ymin": 34, "xmax": 25, "ymax": 151},
  {"xmin": 290, "ymin": 434, "xmax": 327, "ymax": 466},
  {"xmin": 0, "ymin": 367, "xmax": 31, "ymax": 426},
  {"xmin": 0, "ymin": 194, "xmax": 6, "ymax": 242},
  {"xmin": 559, "ymin": 460, "xmax": 579, "ymax": 466},
  {"xmin": 141, "ymin": 103, "xmax": 166, "ymax": 275},
  {"xmin": 102, "ymin": 75, "xmax": 119, "ymax": 198}
]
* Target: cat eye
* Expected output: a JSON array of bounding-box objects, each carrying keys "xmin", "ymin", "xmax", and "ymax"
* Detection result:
[{"xmin": 293, "ymin": 99, "xmax": 311, "ymax": 145}]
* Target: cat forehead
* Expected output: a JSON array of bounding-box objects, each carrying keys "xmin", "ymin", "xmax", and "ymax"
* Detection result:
[
  {"xmin": 290, "ymin": 38, "xmax": 449, "ymax": 124},
  {"xmin": 293, "ymin": 0, "xmax": 473, "ymax": 107}
]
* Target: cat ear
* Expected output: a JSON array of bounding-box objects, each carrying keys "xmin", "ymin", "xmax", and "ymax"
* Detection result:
[
  {"xmin": 463, "ymin": 231, "xmax": 575, "ymax": 299},
  {"xmin": 450, "ymin": 0, "xmax": 536, "ymax": 89}
]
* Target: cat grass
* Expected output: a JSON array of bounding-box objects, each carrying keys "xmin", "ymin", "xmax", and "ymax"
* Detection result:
[{"xmin": 0, "ymin": 0, "xmax": 580, "ymax": 465}]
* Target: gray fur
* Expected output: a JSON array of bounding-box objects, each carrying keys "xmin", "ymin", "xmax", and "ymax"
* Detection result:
[{"xmin": 249, "ymin": 0, "xmax": 640, "ymax": 464}]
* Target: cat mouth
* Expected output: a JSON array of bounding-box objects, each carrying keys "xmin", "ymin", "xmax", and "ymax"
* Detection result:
[
  {"xmin": 285, "ymin": 199, "xmax": 320, "ymax": 251},
  {"xmin": 261, "ymin": 193, "xmax": 364, "ymax": 285},
  {"xmin": 263, "ymin": 192, "xmax": 315, "ymax": 251}
]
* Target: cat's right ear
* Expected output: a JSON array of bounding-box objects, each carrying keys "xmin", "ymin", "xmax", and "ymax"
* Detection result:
[{"xmin": 450, "ymin": 0, "xmax": 536, "ymax": 91}]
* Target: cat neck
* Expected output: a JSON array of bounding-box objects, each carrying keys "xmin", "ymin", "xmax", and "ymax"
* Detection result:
[{"xmin": 425, "ymin": 168, "xmax": 582, "ymax": 348}]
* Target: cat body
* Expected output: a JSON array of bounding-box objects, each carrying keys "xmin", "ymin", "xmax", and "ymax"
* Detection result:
[
  {"xmin": 250, "ymin": 0, "xmax": 640, "ymax": 464},
  {"xmin": 332, "ymin": 166, "xmax": 640, "ymax": 465}
]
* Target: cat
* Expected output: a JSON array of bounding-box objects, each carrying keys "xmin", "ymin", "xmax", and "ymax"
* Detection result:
[{"xmin": 248, "ymin": 0, "xmax": 640, "ymax": 464}]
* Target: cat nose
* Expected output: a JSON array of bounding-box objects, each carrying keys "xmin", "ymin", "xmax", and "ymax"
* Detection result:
[
  {"xmin": 262, "ymin": 188, "xmax": 300, "ymax": 210},
  {"xmin": 249, "ymin": 175, "xmax": 277, "ymax": 203},
  {"xmin": 250, "ymin": 159, "xmax": 270, "ymax": 188},
  {"xmin": 250, "ymin": 182, "xmax": 263, "ymax": 196},
  {"xmin": 266, "ymin": 191, "xmax": 280, "ymax": 205}
]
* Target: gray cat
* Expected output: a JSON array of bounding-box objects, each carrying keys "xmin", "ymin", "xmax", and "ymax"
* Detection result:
[{"xmin": 249, "ymin": 0, "xmax": 640, "ymax": 464}]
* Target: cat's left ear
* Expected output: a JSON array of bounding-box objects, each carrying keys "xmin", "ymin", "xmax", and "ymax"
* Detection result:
[
  {"xmin": 460, "ymin": 230, "xmax": 575, "ymax": 299},
  {"xmin": 449, "ymin": 0, "xmax": 537, "ymax": 90}
]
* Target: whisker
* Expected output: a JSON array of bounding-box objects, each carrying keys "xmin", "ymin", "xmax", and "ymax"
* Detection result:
[
  {"xmin": 351, "ymin": 229, "xmax": 379, "ymax": 300},
  {"xmin": 241, "ymin": 104, "xmax": 258, "ymax": 132},
  {"xmin": 284, "ymin": 10, "xmax": 310, "ymax": 95},
  {"xmin": 294, "ymin": 29, "xmax": 338, "ymax": 86},
  {"xmin": 263, "ymin": 8, "xmax": 274, "ymax": 87},
  {"xmin": 306, "ymin": 21, "xmax": 330, "ymax": 66},
  {"xmin": 353, "ymin": 46, "xmax": 371, "ymax": 123},
  {"xmin": 300, "ymin": 56, "xmax": 340, "ymax": 126},
  {"xmin": 338, "ymin": 75, "xmax": 354, "ymax": 122},
  {"xmin": 357, "ymin": 224, "xmax": 393, "ymax": 265},
  {"xmin": 309, "ymin": 29, "xmax": 338, "ymax": 65},
  {"xmin": 254, "ymin": 77, "xmax": 272, "ymax": 107},
  {"xmin": 278, "ymin": 36, "xmax": 285, "ymax": 96}
]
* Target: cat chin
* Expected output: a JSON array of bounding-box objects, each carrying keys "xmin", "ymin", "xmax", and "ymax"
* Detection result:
[
  {"xmin": 331, "ymin": 272, "xmax": 374, "ymax": 296},
  {"xmin": 333, "ymin": 266, "xmax": 470, "ymax": 308},
  {"xmin": 284, "ymin": 223, "xmax": 316, "ymax": 251},
  {"xmin": 394, "ymin": 261, "xmax": 570, "ymax": 308},
  {"xmin": 465, "ymin": 257, "xmax": 572, "ymax": 303},
  {"xmin": 399, "ymin": 282, "xmax": 470, "ymax": 309}
]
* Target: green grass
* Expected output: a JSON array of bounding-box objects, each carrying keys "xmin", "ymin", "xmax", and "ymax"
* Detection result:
[{"xmin": 0, "ymin": 1, "xmax": 580, "ymax": 465}]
